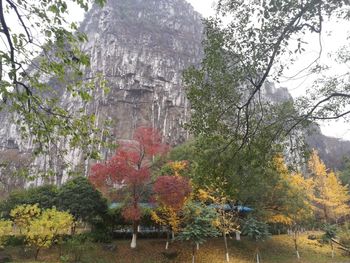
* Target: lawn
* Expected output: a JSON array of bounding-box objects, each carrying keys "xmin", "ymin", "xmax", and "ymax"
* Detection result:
[{"xmin": 2, "ymin": 232, "xmax": 350, "ymax": 263}]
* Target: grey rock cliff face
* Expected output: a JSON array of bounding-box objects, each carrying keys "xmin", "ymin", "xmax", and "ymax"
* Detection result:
[
  {"xmin": 80, "ymin": 0, "xmax": 203, "ymax": 143},
  {"xmin": 0, "ymin": 0, "xmax": 204, "ymax": 184}
]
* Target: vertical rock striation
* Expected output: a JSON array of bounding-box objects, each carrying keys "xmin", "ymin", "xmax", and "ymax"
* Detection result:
[
  {"xmin": 0, "ymin": 0, "xmax": 204, "ymax": 182},
  {"xmin": 80, "ymin": 0, "xmax": 203, "ymax": 143}
]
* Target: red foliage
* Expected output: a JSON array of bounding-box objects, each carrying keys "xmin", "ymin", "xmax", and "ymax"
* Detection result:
[
  {"xmin": 133, "ymin": 127, "xmax": 169, "ymax": 157},
  {"xmin": 122, "ymin": 206, "xmax": 142, "ymax": 222},
  {"xmin": 153, "ymin": 175, "xmax": 192, "ymax": 211},
  {"xmin": 89, "ymin": 127, "xmax": 169, "ymax": 222}
]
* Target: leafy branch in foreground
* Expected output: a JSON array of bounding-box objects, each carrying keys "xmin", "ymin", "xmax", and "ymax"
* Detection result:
[
  {"xmin": 185, "ymin": 0, "xmax": 350, "ymax": 154},
  {"xmin": 0, "ymin": 0, "xmax": 108, "ymax": 167}
]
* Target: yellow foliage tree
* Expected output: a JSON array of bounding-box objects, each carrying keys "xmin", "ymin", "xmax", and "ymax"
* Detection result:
[
  {"xmin": 26, "ymin": 208, "xmax": 73, "ymax": 260},
  {"xmin": 10, "ymin": 204, "xmax": 41, "ymax": 234},
  {"xmin": 268, "ymin": 154, "xmax": 314, "ymax": 259},
  {"xmin": 0, "ymin": 220, "xmax": 12, "ymax": 247},
  {"xmin": 10, "ymin": 204, "xmax": 73, "ymax": 260},
  {"xmin": 196, "ymin": 187, "xmax": 239, "ymax": 262},
  {"xmin": 308, "ymin": 150, "xmax": 350, "ymax": 223}
]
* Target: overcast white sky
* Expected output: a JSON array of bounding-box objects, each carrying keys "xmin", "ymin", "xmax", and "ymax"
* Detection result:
[{"xmin": 187, "ymin": 0, "xmax": 216, "ymax": 17}]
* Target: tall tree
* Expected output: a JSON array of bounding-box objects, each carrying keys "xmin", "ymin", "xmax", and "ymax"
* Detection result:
[
  {"xmin": 89, "ymin": 127, "xmax": 169, "ymax": 249},
  {"xmin": 269, "ymin": 154, "xmax": 314, "ymax": 259},
  {"xmin": 308, "ymin": 150, "xmax": 350, "ymax": 223},
  {"xmin": 185, "ymin": 0, "xmax": 350, "ymax": 155},
  {"xmin": 198, "ymin": 188, "xmax": 239, "ymax": 262}
]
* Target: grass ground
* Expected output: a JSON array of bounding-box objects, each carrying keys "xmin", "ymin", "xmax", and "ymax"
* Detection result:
[{"xmin": 2, "ymin": 232, "xmax": 350, "ymax": 263}]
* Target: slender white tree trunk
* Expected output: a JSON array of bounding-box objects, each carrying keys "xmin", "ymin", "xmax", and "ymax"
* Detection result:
[
  {"xmin": 196, "ymin": 242, "xmax": 199, "ymax": 250},
  {"xmin": 131, "ymin": 233, "xmax": 137, "ymax": 249},
  {"xmin": 165, "ymin": 231, "xmax": 170, "ymax": 250},
  {"xmin": 223, "ymin": 232, "xmax": 230, "ymax": 262},
  {"xmin": 131, "ymin": 222, "xmax": 138, "ymax": 249},
  {"xmin": 235, "ymin": 231, "xmax": 241, "ymax": 241}
]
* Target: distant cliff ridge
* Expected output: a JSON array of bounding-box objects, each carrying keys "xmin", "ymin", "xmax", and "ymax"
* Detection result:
[{"xmin": 264, "ymin": 83, "xmax": 350, "ymax": 170}]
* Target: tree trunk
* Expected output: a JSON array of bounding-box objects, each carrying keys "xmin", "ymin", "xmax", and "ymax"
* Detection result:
[
  {"xmin": 131, "ymin": 221, "xmax": 138, "ymax": 249},
  {"xmin": 293, "ymin": 230, "xmax": 300, "ymax": 260},
  {"xmin": 196, "ymin": 242, "xmax": 199, "ymax": 250},
  {"xmin": 165, "ymin": 231, "xmax": 170, "ymax": 250},
  {"xmin": 331, "ymin": 241, "xmax": 334, "ymax": 258},
  {"xmin": 256, "ymin": 245, "xmax": 260, "ymax": 263},
  {"xmin": 223, "ymin": 232, "xmax": 230, "ymax": 262},
  {"xmin": 35, "ymin": 248, "xmax": 40, "ymax": 260},
  {"xmin": 192, "ymin": 243, "xmax": 196, "ymax": 263},
  {"xmin": 323, "ymin": 205, "xmax": 328, "ymax": 223},
  {"xmin": 236, "ymin": 231, "xmax": 241, "ymax": 241},
  {"xmin": 71, "ymin": 221, "xmax": 77, "ymax": 235}
]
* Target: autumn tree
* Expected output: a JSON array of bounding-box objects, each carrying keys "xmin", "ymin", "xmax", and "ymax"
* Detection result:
[
  {"xmin": 89, "ymin": 127, "xmax": 169, "ymax": 249},
  {"xmin": 10, "ymin": 203, "xmax": 41, "ymax": 234},
  {"xmin": 308, "ymin": 150, "xmax": 350, "ymax": 223},
  {"xmin": 9, "ymin": 204, "xmax": 73, "ymax": 259},
  {"xmin": 197, "ymin": 188, "xmax": 239, "ymax": 262},
  {"xmin": 268, "ymin": 154, "xmax": 314, "ymax": 259},
  {"xmin": 152, "ymin": 161, "xmax": 192, "ymax": 249},
  {"xmin": 0, "ymin": 220, "xmax": 12, "ymax": 247},
  {"xmin": 27, "ymin": 208, "xmax": 73, "ymax": 260}
]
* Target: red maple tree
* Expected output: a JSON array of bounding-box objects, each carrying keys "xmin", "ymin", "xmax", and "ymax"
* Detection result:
[
  {"xmin": 153, "ymin": 175, "xmax": 192, "ymax": 211},
  {"xmin": 89, "ymin": 126, "xmax": 169, "ymax": 248}
]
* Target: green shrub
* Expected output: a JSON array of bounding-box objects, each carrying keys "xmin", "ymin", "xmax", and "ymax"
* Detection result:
[
  {"xmin": 63, "ymin": 234, "xmax": 94, "ymax": 262},
  {"xmin": 57, "ymin": 177, "xmax": 108, "ymax": 225},
  {"xmin": 0, "ymin": 185, "xmax": 58, "ymax": 218},
  {"xmin": 3, "ymin": 235, "xmax": 25, "ymax": 246},
  {"xmin": 338, "ymin": 223, "xmax": 350, "ymax": 247}
]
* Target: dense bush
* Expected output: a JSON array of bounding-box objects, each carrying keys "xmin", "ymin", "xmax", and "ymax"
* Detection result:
[
  {"xmin": 3, "ymin": 235, "xmax": 26, "ymax": 246},
  {"xmin": 0, "ymin": 185, "xmax": 58, "ymax": 218},
  {"xmin": 0, "ymin": 177, "xmax": 108, "ymax": 228},
  {"xmin": 57, "ymin": 177, "xmax": 108, "ymax": 224}
]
